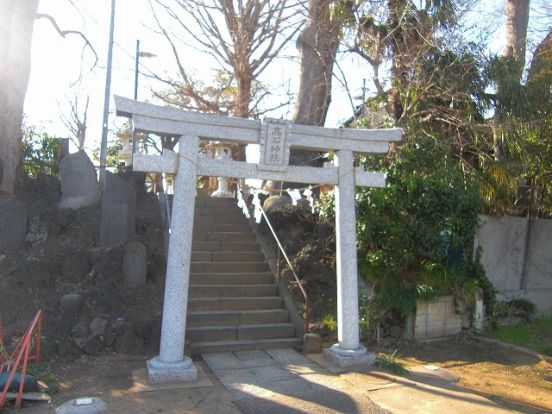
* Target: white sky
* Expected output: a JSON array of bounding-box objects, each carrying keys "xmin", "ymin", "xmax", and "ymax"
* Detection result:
[{"xmin": 23, "ymin": 0, "xmax": 550, "ymax": 158}]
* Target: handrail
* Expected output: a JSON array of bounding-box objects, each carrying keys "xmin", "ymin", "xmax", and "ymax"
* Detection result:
[
  {"xmin": 0, "ymin": 310, "xmax": 42, "ymax": 409},
  {"xmin": 239, "ymin": 188, "xmax": 309, "ymax": 334}
]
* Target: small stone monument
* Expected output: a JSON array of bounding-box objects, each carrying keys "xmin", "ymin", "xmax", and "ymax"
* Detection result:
[
  {"xmin": 122, "ymin": 240, "xmax": 147, "ymax": 287},
  {"xmin": 100, "ymin": 172, "xmax": 136, "ymax": 247},
  {"xmin": 58, "ymin": 150, "xmax": 101, "ymax": 210},
  {"xmin": 0, "ymin": 198, "xmax": 27, "ymax": 252}
]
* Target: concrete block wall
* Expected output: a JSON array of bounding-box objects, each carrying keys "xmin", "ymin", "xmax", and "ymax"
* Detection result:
[
  {"xmin": 414, "ymin": 296, "xmax": 463, "ymax": 339},
  {"xmin": 475, "ymin": 215, "xmax": 552, "ymax": 313}
]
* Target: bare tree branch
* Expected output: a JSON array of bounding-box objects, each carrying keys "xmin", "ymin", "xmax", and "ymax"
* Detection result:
[
  {"xmin": 36, "ymin": 13, "xmax": 98, "ymax": 68},
  {"xmin": 149, "ymin": 0, "xmax": 301, "ymax": 122}
]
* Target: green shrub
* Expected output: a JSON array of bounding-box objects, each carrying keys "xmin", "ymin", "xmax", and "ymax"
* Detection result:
[
  {"xmin": 376, "ymin": 350, "xmax": 409, "ymax": 375},
  {"xmin": 322, "ymin": 314, "xmax": 337, "ymax": 331},
  {"xmin": 322, "ymin": 137, "xmax": 493, "ymax": 317},
  {"xmin": 21, "ymin": 126, "xmax": 65, "ymax": 177}
]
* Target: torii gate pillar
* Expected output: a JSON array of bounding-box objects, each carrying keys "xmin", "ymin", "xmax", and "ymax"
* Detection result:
[
  {"xmin": 147, "ymin": 135, "xmax": 199, "ymax": 383},
  {"xmin": 324, "ymin": 149, "xmax": 375, "ymax": 366}
]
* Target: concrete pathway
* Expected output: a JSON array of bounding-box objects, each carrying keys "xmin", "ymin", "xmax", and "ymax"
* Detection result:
[
  {"xmin": 203, "ymin": 349, "xmax": 388, "ymax": 414},
  {"xmin": 202, "ymin": 349, "xmax": 522, "ymax": 414}
]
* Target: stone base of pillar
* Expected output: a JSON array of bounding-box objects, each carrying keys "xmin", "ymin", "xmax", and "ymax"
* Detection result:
[
  {"xmin": 323, "ymin": 344, "xmax": 376, "ymax": 369},
  {"xmin": 147, "ymin": 356, "xmax": 197, "ymax": 384}
]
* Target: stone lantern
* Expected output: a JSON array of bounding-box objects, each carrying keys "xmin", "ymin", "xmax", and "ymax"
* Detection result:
[
  {"xmin": 118, "ymin": 126, "xmax": 145, "ymax": 167},
  {"xmin": 118, "ymin": 130, "xmax": 133, "ymax": 166},
  {"xmin": 209, "ymin": 141, "xmax": 233, "ymax": 198}
]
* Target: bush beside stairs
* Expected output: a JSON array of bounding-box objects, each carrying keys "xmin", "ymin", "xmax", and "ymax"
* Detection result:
[{"xmin": 187, "ymin": 196, "xmax": 302, "ymax": 354}]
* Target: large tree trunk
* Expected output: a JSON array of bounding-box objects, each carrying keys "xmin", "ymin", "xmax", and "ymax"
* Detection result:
[
  {"xmin": 293, "ymin": 0, "xmax": 350, "ymax": 128},
  {"xmin": 0, "ymin": 0, "xmax": 39, "ymax": 197},
  {"xmin": 289, "ymin": 0, "xmax": 352, "ymax": 170},
  {"xmin": 387, "ymin": 0, "xmax": 407, "ymax": 126},
  {"xmin": 494, "ymin": 0, "xmax": 530, "ymax": 161},
  {"xmin": 232, "ymin": 70, "xmax": 252, "ymax": 161},
  {"xmin": 505, "ymin": 0, "xmax": 530, "ymax": 75}
]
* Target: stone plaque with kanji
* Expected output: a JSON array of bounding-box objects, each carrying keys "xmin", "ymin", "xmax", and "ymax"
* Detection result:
[{"xmin": 258, "ymin": 118, "xmax": 291, "ymax": 172}]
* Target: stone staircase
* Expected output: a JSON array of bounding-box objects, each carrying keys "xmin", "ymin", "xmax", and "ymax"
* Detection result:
[{"xmin": 187, "ymin": 196, "xmax": 302, "ymax": 354}]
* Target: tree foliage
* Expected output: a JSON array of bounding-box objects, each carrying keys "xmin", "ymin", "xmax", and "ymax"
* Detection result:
[
  {"xmin": 345, "ymin": 0, "xmax": 552, "ymax": 218},
  {"xmin": 21, "ymin": 126, "xmax": 65, "ymax": 178},
  {"xmin": 320, "ymin": 138, "xmax": 485, "ymax": 315}
]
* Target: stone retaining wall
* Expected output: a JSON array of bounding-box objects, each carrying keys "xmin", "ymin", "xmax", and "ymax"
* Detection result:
[{"xmin": 413, "ymin": 296, "xmax": 464, "ymax": 339}]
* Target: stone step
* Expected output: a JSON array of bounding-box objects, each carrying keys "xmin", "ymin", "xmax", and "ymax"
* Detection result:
[
  {"xmin": 190, "ymin": 261, "xmax": 268, "ymax": 273},
  {"xmin": 193, "ymin": 232, "xmax": 256, "ymax": 242},
  {"xmin": 195, "ymin": 208, "xmax": 245, "ymax": 217},
  {"xmin": 238, "ymin": 323, "xmax": 295, "ymax": 340},
  {"xmin": 191, "ymin": 337, "xmax": 302, "ymax": 355},
  {"xmin": 194, "ymin": 223, "xmax": 251, "ymax": 233},
  {"xmin": 187, "ymin": 325, "xmax": 236, "ymax": 342},
  {"xmin": 186, "ymin": 323, "xmax": 295, "ymax": 343},
  {"xmin": 187, "ymin": 309, "xmax": 290, "ymax": 327},
  {"xmin": 190, "ymin": 272, "xmax": 274, "ymax": 285},
  {"xmin": 192, "ymin": 241, "xmax": 260, "ymax": 252},
  {"xmin": 194, "ymin": 215, "xmax": 249, "ymax": 225},
  {"xmin": 191, "ymin": 251, "xmax": 265, "ymax": 262},
  {"xmin": 189, "ymin": 284, "xmax": 278, "ymax": 298},
  {"xmin": 188, "ymin": 296, "xmax": 283, "ymax": 311}
]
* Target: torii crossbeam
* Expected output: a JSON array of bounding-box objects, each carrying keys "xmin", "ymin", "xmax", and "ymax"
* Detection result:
[{"xmin": 115, "ymin": 96, "xmax": 402, "ymax": 383}]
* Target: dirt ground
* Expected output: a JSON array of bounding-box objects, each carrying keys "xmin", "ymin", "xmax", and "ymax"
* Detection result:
[
  {"xmin": 3, "ymin": 355, "xmax": 241, "ymax": 414},
  {"xmin": 394, "ymin": 335, "xmax": 552, "ymax": 413},
  {"xmin": 2, "ymin": 335, "xmax": 550, "ymax": 413},
  {"xmin": 0, "ymin": 173, "xmax": 167, "ymax": 361}
]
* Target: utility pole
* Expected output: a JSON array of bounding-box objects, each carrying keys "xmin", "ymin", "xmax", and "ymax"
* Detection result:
[
  {"xmin": 132, "ymin": 40, "xmax": 156, "ymax": 164},
  {"xmin": 134, "ymin": 40, "xmax": 140, "ymax": 100},
  {"xmin": 134, "ymin": 40, "xmax": 156, "ymax": 101},
  {"xmin": 99, "ymin": 0, "xmax": 116, "ymax": 186}
]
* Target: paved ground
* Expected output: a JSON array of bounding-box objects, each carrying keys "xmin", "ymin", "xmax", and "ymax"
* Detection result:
[
  {"xmin": 202, "ymin": 349, "xmax": 389, "ymax": 414},
  {"xmin": 16, "ymin": 349, "xmax": 531, "ymax": 413},
  {"xmin": 201, "ymin": 348, "xmax": 522, "ymax": 414}
]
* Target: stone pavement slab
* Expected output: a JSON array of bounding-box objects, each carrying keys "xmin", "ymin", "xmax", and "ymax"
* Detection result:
[
  {"xmin": 233, "ymin": 350, "xmax": 280, "ymax": 368},
  {"xmin": 249, "ymin": 366, "xmax": 297, "ymax": 383},
  {"xmin": 202, "ymin": 348, "xmax": 521, "ymax": 414},
  {"xmin": 202, "ymin": 349, "xmax": 342, "ymax": 401},
  {"xmin": 266, "ymin": 348, "xmax": 312, "ymax": 364},
  {"xmin": 203, "ymin": 352, "xmax": 245, "ymax": 370}
]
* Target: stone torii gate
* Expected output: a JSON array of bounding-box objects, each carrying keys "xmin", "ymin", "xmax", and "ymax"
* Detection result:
[{"xmin": 114, "ymin": 96, "xmax": 402, "ymax": 383}]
